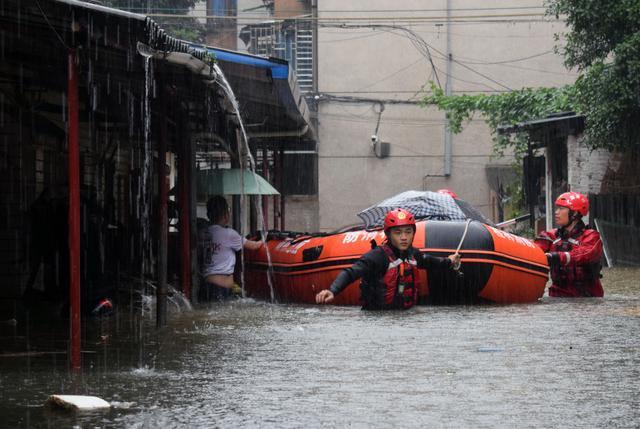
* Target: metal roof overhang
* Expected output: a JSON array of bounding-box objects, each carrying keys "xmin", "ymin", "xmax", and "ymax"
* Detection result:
[
  {"xmin": 205, "ymin": 47, "xmax": 315, "ymax": 145},
  {"xmin": 3, "ymin": 0, "xmax": 314, "ymax": 150},
  {"xmin": 498, "ymin": 112, "xmax": 586, "ymax": 149}
]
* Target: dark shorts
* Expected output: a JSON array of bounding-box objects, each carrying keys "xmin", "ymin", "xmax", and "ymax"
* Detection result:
[{"xmin": 198, "ymin": 281, "xmax": 232, "ymax": 302}]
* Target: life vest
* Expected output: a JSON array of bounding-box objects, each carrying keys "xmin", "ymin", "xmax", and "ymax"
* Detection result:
[
  {"xmin": 547, "ymin": 225, "xmax": 602, "ymax": 295},
  {"xmin": 360, "ymin": 245, "xmax": 418, "ymax": 309}
]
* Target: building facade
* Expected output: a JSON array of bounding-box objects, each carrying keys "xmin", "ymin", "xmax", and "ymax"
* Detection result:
[{"xmin": 222, "ymin": 0, "xmax": 577, "ymax": 232}]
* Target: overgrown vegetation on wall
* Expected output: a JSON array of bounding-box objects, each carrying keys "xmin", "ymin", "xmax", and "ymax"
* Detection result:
[{"xmin": 421, "ymin": 84, "xmax": 575, "ymax": 159}]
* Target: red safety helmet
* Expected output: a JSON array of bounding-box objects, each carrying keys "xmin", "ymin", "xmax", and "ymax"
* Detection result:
[
  {"xmin": 384, "ymin": 208, "xmax": 416, "ymax": 232},
  {"xmin": 437, "ymin": 189, "xmax": 458, "ymax": 199},
  {"xmin": 555, "ymin": 191, "xmax": 589, "ymax": 217}
]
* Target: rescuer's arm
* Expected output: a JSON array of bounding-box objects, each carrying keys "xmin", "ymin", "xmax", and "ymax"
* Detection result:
[
  {"xmin": 533, "ymin": 231, "xmax": 554, "ymax": 253},
  {"xmin": 415, "ymin": 251, "xmax": 458, "ymax": 270},
  {"xmin": 315, "ymin": 249, "xmax": 386, "ymax": 304},
  {"xmin": 549, "ymin": 230, "xmax": 603, "ymax": 268}
]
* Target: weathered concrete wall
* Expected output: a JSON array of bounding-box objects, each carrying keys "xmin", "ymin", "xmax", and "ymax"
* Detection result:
[
  {"xmin": 285, "ymin": 195, "xmax": 319, "ymax": 232},
  {"xmin": 315, "ymin": 0, "xmax": 576, "ymax": 231},
  {"xmin": 275, "ymin": 0, "xmax": 308, "ymax": 17}
]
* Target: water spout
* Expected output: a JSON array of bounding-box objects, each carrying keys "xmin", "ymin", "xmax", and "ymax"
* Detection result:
[
  {"xmin": 136, "ymin": 42, "xmax": 157, "ymax": 59},
  {"xmin": 212, "ymin": 64, "xmax": 276, "ymax": 302}
]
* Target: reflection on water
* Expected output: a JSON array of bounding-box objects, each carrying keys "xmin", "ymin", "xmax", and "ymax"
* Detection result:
[{"xmin": 1, "ymin": 268, "xmax": 639, "ymax": 428}]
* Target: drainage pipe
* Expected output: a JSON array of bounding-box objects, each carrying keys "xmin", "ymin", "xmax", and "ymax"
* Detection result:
[{"xmin": 443, "ymin": 0, "xmax": 452, "ymax": 176}]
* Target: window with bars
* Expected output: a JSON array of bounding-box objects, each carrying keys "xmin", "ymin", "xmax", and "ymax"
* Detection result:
[{"xmin": 241, "ymin": 19, "xmax": 314, "ymax": 93}]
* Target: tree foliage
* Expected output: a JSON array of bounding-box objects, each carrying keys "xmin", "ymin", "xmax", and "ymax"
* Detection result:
[
  {"xmin": 547, "ymin": 0, "xmax": 640, "ymax": 70},
  {"xmin": 422, "ymin": 0, "xmax": 640, "ymax": 154},
  {"xmin": 548, "ymin": 0, "xmax": 640, "ymax": 152}
]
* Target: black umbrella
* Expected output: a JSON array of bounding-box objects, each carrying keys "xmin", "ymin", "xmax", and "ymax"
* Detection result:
[{"xmin": 357, "ymin": 190, "xmax": 494, "ymax": 228}]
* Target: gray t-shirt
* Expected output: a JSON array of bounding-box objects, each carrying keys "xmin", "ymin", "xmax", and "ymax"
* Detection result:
[{"xmin": 198, "ymin": 224, "xmax": 245, "ymax": 276}]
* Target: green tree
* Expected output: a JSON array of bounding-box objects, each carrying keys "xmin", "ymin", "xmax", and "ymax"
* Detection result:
[{"xmin": 548, "ymin": 0, "xmax": 640, "ymax": 151}]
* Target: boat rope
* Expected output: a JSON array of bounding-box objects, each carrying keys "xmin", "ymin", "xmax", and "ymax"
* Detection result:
[{"xmin": 452, "ymin": 218, "xmax": 472, "ymax": 270}]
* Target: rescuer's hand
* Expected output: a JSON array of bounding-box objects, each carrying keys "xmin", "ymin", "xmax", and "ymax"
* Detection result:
[
  {"xmin": 448, "ymin": 253, "xmax": 462, "ymax": 270},
  {"xmin": 315, "ymin": 289, "xmax": 334, "ymax": 304},
  {"xmin": 545, "ymin": 252, "xmax": 560, "ymax": 268}
]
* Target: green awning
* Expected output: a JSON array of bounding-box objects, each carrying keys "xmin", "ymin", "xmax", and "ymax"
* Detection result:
[{"xmin": 197, "ymin": 169, "xmax": 280, "ymax": 195}]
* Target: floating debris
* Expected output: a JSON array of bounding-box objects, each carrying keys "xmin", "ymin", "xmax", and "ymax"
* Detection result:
[{"xmin": 45, "ymin": 395, "xmax": 111, "ymax": 411}]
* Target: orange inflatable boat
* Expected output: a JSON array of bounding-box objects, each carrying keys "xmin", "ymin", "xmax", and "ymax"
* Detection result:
[{"xmin": 244, "ymin": 220, "xmax": 549, "ymax": 305}]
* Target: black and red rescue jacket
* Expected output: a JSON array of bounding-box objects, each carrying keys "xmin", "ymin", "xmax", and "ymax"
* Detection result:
[
  {"xmin": 329, "ymin": 244, "xmax": 452, "ymax": 310},
  {"xmin": 534, "ymin": 221, "xmax": 604, "ymax": 297}
]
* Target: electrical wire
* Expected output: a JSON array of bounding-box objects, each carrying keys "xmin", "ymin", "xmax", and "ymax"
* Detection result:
[
  {"xmin": 452, "ymin": 50, "xmax": 554, "ymax": 65},
  {"xmin": 119, "ymin": 6, "xmax": 547, "ymax": 14},
  {"xmin": 354, "ymin": 57, "xmax": 426, "ymax": 92},
  {"xmin": 145, "ymin": 13, "xmax": 551, "ymax": 22},
  {"xmin": 431, "ymin": 64, "xmax": 500, "ymax": 91},
  {"xmin": 321, "ymin": 31, "xmax": 385, "ymax": 44},
  {"xmin": 318, "ymin": 90, "xmax": 511, "ymax": 94},
  {"xmin": 323, "ymin": 24, "xmax": 516, "ymax": 91},
  {"xmin": 478, "ymin": 63, "xmax": 578, "ymax": 76},
  {"xmin": 318, "ymin": 94, "xmax": 422, "ymax": 105},
  {"xmin": 34, "ymin": 0, "xmax": 69, "ymax": 49}
]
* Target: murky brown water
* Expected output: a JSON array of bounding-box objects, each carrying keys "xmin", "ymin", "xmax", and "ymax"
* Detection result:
[{"xmin": 1, "ymin": 267, "xmax": 639, "ymax": 428}]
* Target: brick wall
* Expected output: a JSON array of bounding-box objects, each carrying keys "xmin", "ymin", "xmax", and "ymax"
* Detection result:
[
  {"xmin": 567, "ymin": 134, "xmax": 612, "ymax": 195},
  {"xmin": 568, "ymin": 134, "xmax": 640, "ymax": 195}
]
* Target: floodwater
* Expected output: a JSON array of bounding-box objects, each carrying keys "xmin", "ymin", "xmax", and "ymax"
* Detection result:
[{"xmin": 1, "ymin": 268, "xmax": 639, "ymax": 428}]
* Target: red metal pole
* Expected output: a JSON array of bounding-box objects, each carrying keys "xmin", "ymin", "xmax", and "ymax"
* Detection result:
[
  {"xmin": 157, "ymin": 90, "xmax": 168, "ymax": 327},
  {"xmin": 262, "ymin": 146, "xmax": 269, "ymax": 230},
  {"xmin": 279, "ymin": 149, "xmax": 285, "ymax": 230},
  {"xmin": 273, "ymin": 147, "xmax": 279, "ymax": 230},
  {"xmin": 67, "ymin": 50, "xmax": 81, "ymax": 370}
]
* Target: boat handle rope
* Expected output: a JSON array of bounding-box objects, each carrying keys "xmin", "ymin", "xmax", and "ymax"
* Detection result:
[{"xmin": 452, "ymin": 218, "xmax": 472, "ymax": 271}]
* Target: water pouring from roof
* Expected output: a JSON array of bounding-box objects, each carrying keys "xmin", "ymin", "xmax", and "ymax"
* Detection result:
[{"xmin": 212, "ymin": 63, "xmax": 276, "ymax": 302}]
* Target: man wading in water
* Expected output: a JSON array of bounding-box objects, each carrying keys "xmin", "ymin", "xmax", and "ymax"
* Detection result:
[
  {"xmin": 198, "ymin": 196, "xmax": 263, "ymax": 301},
  {"xmin": 315, "ymin": 208, "xmax": 461, "ymax": 310}
]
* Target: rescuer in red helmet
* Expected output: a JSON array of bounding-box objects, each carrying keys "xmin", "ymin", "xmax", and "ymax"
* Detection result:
[
  {"xmin": 315, "ymin": 208, "xmax": 461, "ymax": 309},
  {"xmin": 534, "ymin": 191, "xmax": 604, "ymax": 297},
  {"xmin": 437, "ymin": 189, "xmax": 459, "ymax": 199}
]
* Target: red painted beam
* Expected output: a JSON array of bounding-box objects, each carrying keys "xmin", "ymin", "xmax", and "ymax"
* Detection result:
[
  {"xmin": 279, "ymin": 149, "xmax": 285, "ymax": 230},
  {"xmin": 262, "ymin": 146, "xmax": 269, "ymax": 230},
  {"xmin": 67, "ymin": 50, "xmax": 81, "ymax": 370},
  {"xmin": 157, "ymin": 92, "xmax": 168, "ymax": 326}
]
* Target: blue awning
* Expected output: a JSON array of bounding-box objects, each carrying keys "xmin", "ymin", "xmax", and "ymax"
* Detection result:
[
  {"xmin": 210, "ymin": 49, "xmax": 289, "ymax": 80},
  {"xmin": 198, "ymin": 46, "xmax": 314, "ymax": 143}
]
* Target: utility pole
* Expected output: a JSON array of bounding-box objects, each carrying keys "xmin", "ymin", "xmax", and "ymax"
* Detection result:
[{"xmin": 443, "ymin": 0, "xmax": 452, "ymax": 177}]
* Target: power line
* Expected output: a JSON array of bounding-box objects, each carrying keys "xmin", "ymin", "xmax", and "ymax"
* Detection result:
[
  {"xmin": 453, "ymin": 50, "xmax": 554, "ymax": 65},
  {"xmin": 354, "ymin": 57, "xmax": 426, "ymax": 92},
  {"xmin": 316, "ymin": 94, "xmax": 422, "ymax": 105},
  {"xmin": 322, "ymin": 27, "xmax": 562, "ymax": 40},
  {"xmin": 146, "ymin": 12, "xmax": 550, "ymax": 21},
  {"xmin": 431, "ymin": 64, "xmax": 500, "ymax": 91},
  {"xmin": 477, "ymin": 63, "xmax": 578, "ymax": 77},
  {"xmin": 324, "ymin": 24, "xmax": 514, "ymax": 91},
  {"xmin": 448, "ymin": 58, "xmax": 513, "ymax": 91},
  {"xmin": 119, "ymin": 6, "xmax": 547, "ymax": 13},
  {"xmin": 325, "ymin": 24, "xmax": 443, "ymax": 88},
  {"xmin": 317, "ymin": 89, "xmax": 511, "ymax": 94}
]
